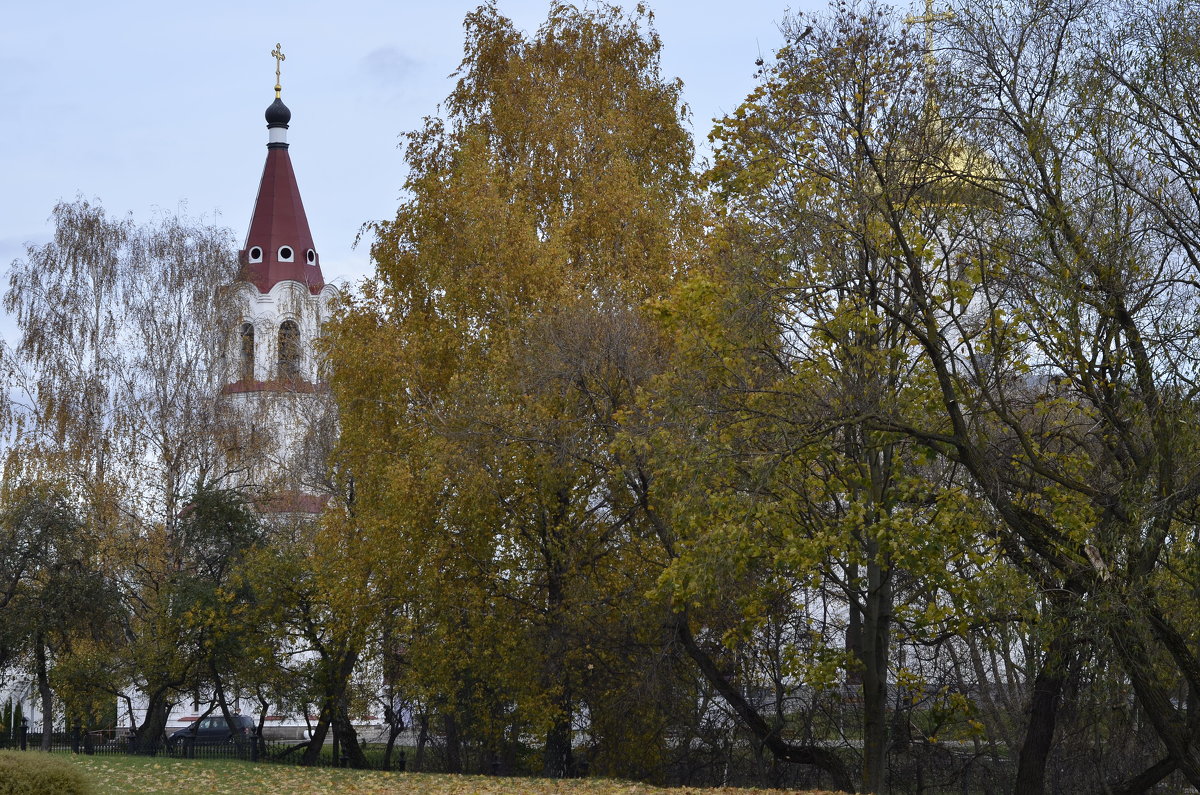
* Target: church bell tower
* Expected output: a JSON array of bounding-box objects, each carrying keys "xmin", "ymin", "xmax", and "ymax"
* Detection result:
[{"xmin": 220, "ymin": 45, "xmax": 339, "ymax": 514}]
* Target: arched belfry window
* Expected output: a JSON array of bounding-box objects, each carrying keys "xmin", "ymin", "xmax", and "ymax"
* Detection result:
[
  {"xmin": 278, "ymin": 320, "xmax": 301, "ymax": 381},
  {"xmin": 239, "ymin": 323, "xmax": 255, "ymax": 382}
]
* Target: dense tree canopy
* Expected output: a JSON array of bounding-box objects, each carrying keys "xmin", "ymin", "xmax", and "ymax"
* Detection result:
[
  {"xmin": 694, "ymin": 0, "xmax": 1200, "ymax": 788},
  {"xmin": 14, "ymin": 1, "xmax": 1200, "ymax": 792},
  {"xmin": 327, "ymin": 0, "xmax": 707, "ymax": 778},
  {"xmin": 324, "ymin": 0, "xmax": 1200, "ymax": 788}
]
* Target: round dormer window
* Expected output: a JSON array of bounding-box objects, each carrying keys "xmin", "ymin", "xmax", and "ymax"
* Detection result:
[
  {"xmin": 278, "ymin": 246, "xmax": 294, "ymax": 262},
  {"xmin": 248, "ymin": 246, "xmax": 263, "ymax": 263},
  {"xmin": 306, "ymin": 249, "xmax": 316, "ymax": 264}
]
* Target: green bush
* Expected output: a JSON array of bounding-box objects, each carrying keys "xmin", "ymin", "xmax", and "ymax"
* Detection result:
[{"xmin": 0, "ymin": 750, "xmax": 92, "ymax": 795}]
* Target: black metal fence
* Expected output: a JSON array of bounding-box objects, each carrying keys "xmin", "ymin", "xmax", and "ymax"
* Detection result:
[
  {"xmin": 0, "ymin": 728, "xmax": 135, "ymax": 756},
  {"xmin": 0, "ymin": 723, "xmax": 410, "ymax": 772}
]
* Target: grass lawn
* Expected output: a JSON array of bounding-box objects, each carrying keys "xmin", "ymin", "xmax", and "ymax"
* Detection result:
[{"xmin": 44, "ymin": 753, "xmax": 844, "ymax": 795}]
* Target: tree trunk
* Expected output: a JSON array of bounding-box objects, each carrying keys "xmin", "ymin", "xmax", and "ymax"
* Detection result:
[
  {"xmin": 415, "ymin": 712, "xmax": 430, "ymax": 771},
  {"xmin": 859, "ymin": 559, "xmax": 892, "ymax": 793},
  {"xmin": 302, "ymin": 645, "xmax": 360, "ymax": 766},
  {"xmin": 503, "ymin": 713, "xmax": 520, "ymax": 774},
  {"xmin": 383, "ymin": 703, "xmax": 402, "ymax": 769},
  {"xmin": 334, "ymin": 700, "xmax": 368, "ymax": 768},
  {"xmin": 1111, "ymin": 756, "xmax": 1175, "ymax": 794},
  {"xmin": 675, "ymin": 611, "xmax": 855, "ymax": 792},
  {"xmin": 302, "ymin": 699, "xmax": 332, "ymax": 766},
  {"xmin": 35, "ymin": 634, "xmax": 53, "ymax": 751},
  {"xmin": 1013, "ymin": 622, "xmax": 1073, "ymax": 795},
  {"xmin": 845, "ymin": 562, "xmax": 862, "ymax": 684},
  {"xmin": 444, "ymin": 712, "xmax": 462, "ymax": 773},
  {"xmin": 542, "ymin": 486, "xmax": 574, "ymax": 778},
  {"xmin": 255, "ymin": 691, "xmax": 269, "ymax": 756},
  {"xmin": 543, "ymin": 698, "xmax": 573, "ymax": 777},
  {"xmin": 1108, "ymin": 616, "xmax": 1200, "ymax": 789},
  {"xmin": 211, "ymin": 667, "xmax": 244, "ymax": 745},
  {"xmin": 135, "ymin": 689, "xmax": 172, "ymax": 754}
]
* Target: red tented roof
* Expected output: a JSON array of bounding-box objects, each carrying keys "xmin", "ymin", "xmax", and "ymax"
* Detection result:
[
  {"xmin": 239, "ymin": 147, "xmax": 324, "ymax": 294},
  {"xmin": 256, "ymin": 491, "xmax": 329, "ymax": 515}
]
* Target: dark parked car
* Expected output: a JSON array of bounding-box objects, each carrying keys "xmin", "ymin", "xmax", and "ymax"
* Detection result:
[{"xmin": 167, "ymin": 714, "xmax": 255, "ymax": 748}]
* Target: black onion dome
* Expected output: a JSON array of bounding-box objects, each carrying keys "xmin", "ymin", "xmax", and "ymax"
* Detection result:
[{"xmin": 265, "ymin": 98, "xmax": 291, "ymax": 127}]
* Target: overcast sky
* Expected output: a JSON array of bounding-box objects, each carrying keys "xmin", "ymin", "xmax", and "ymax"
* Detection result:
[{"xmin": 1, "ymin": 1, "xmax": 828, "ymax": 296}]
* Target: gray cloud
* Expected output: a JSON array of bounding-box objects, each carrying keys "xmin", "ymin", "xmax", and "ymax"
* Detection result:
[{"xmin": 361, "ymin": 46, "xmax": 419, "ymax": 89}]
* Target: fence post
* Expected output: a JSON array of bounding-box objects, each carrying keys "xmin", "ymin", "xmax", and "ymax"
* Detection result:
[
  {"xmin": 18, "ymin": 718, "xmax": 27, "ymax": 751},
  {"xmin": 250, "ymin": 732, "xmax": 259, "ymax": 762},
  {"xmin": 71, "ymin": 720, "xmax": 81, "ymax": 754},
  {"xmin": 397, "ymin": 750, "xmax": 406, "ymax": 772}
]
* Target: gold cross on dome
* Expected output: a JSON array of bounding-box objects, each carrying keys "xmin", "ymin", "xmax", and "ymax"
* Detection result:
[
  {"xmin": 905, "ymin": 0, "xmax": 953, "ymax": 61},
  {"xmin": 271, "ymin": 43, "xmax": 286, "ymax": 97}
]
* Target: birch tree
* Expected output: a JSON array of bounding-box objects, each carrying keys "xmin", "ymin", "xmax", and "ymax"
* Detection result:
[
  {"xmin": 3, "ymin": 199, "xmax": 246, "ymax": 749},
  {"xmin": 328, "ymin": 1, "xmax": 702, "ymax": 778}
]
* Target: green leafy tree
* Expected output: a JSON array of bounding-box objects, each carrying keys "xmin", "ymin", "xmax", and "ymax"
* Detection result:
[
  {"xmin": 0, "ymin": 482, "xmax": 116, "ymax": 749},
  {"xmin": 913, "ymin": 0, "xmax": 1200, "ymax": 787},
  {"xmin": 677, "ymin": 4, "xmax": 1017, "ymax": 790},
  {"xmin": 171, "ymin": 486, "xmax": 268, "ymax": 739},
  {"xmin": 248, "ymin": 507, "xmax": 377, "ymax": 768},
  {"xmin": 706, "ymin": 0, "xmax": 1200, "ymax": 788}
]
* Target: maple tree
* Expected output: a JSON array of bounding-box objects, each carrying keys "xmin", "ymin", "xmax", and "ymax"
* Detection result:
[
  {"xmin": 674, "ymin": 5, "xmax": 1015, "ymax": 790},
  {"xmin": 701, "ymin": 0, "xmax": 1200, "ymax": 789}
]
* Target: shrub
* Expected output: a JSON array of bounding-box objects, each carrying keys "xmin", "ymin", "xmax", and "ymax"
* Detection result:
[{"xmin": 0, "ymin": 750, "xmax": 92, "ymax": 795}]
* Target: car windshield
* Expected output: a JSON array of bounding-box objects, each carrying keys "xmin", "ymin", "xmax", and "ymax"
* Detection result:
[{"xmin": 180, "ymin": 714, "xmax": 250, "ymax": 733}]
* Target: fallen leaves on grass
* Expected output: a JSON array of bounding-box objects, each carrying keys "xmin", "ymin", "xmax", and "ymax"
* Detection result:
[{"xmin": 66, "ymin": 754, "xmax": 845, "ymax": 795}]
